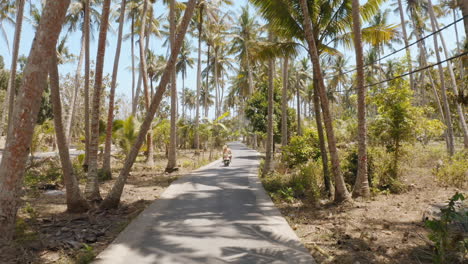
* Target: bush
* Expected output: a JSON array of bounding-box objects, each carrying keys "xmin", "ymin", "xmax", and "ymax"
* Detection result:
[
  {"xmin": 425, "ymin": 192, "xmax": 467, "ymax": 264},
  {"xmin": 281, "ymin": 128, "xmax": 320, "ymax": 168},
  {"xmin": 368, "ymin": 147, "xmax": 407, "ymax": 194},
  {"xmin": 434, "ymin": 150, "xmax": 468, "ymax": 188},
  {"xmin": 342, "ymin": 146, "xmax": 374, "ymax": 190},
  {"xmin": 24, "ymin": 158, "xmax": 62, "ymax": 189}
]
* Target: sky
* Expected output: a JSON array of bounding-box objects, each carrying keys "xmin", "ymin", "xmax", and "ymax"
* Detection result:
[{"xmin": 0, "ymin": 0, "xmax": 464, "ymax": 118}]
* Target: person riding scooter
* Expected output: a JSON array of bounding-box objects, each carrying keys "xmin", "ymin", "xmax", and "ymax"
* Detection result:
[{"xmin": 222, "ymin": 145, "xmax": 232, "ymax": 166}]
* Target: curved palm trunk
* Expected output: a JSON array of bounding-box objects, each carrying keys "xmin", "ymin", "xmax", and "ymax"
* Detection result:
[
  {"xmin": 85, "ymin": 0, "xmax": 112, "ymax": 202},
  {"xmin": 166, "ymin": 0, "xmax": 177, "ymax": 171},
  {"xmin": 313, "ymin": 76, "xmax": 332, "ymax": 198},
  {"xmin": 281, "ymin": 56, "xmax": 289, "ymax": 147},
  {"xmin": 0, "ymin": 0, "xmax": 70, "ymax": 242},
  {"xmin": 296, "ymin": 72, "xmax": 302, "ymax": 136},
  {"xmin": 460, "ymin": 0, "xmax": 468, "ymax": 39},
  {"xmin": 299, "ymin": 0, "xmax": 350, "ymax": 203},
  {"xmin": 264, "ymin": 38, "xmax": 274, "ymax": 175},
  {"xmin": 435, "ymin": 21, "xmax": 468, "ymax": 149},
  {"xmin": 83, "ymin": 0, "xmax": 91, "ymax": 171},
  {"xmin": 103, "ymin": 0, "xmax": 128, "ymax": 178},
  {"xmin": 205, "ymin": 45, "xmax": 210, "ymax": 118},
  {"xmin": 195, "ymin": 6, "xmax": 203, "ymax": 151},
  {"xmin": 138, "ymin": 0, "xmax": 154, "ymax": 167},
  {"xmin": 246, "ymin": 49, "xmax": 254, "ymax": 95},
  {"xmin": 428, "ymin": 0, "xmax": 455, "ymax": 156},
  {"xmin": 101, "ymin": 0, "xmax": 197, "ymax": 209},
  {"xmin": 65, "ymin": 36, "xmax": 85, "ymax": 143},
  {"xmin": 131, "ymin": 14, "xmax": 136, "ymax": 112},
  {"xmin": 351, "ymin": 0, "xmax": 369, "ymax": 198},
  {"xmin": 49, "ymin": 53, "xmax": 89, "ymax": 213},
  {"xmin": 2, "ymin": 0, "xmax": 25, "ymax": 136}
]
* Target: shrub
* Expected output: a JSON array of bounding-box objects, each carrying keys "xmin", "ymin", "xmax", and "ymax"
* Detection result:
[
  {"xmin": 342, "ymin": 146, "xmax": 374, "ymax": 190},
  {"xmin": 281, "ymin": 128, "xmax": 320, "ymax": 168},
  {"xmin": 24, "ymin": 158, "xmax": 62, "ymax": 189},
  {"xmin": 434, "ymin": 150, "xmax": 468, "ymax": 188},
  {"xmin": 425, "ymin": 192, "xmax": 467, "ymax": 264},
  {"xmin": 368, "ymin": 147, "xmax": 407, "ymax": 194}
]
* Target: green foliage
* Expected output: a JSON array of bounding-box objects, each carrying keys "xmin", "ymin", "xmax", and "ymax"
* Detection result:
[
  {"xmin": 367, "ymin": 147, "xmax": 407, "ymax": 194},
  {"xmin": 113, "ymin": 116, "xmax": 139, "ymax": 155},
  {"xmin": 281, "ymin": 128, "xmax": 320, "ymax": 168},
  {"xmin": 262, "ymin": 160, "xmax": 322, "ymax": 203},
  {"xmin": 342, "ymin": 146, "xmax": 374, "ymax": 189},
  {"xmin": 245, "ymin": 84, "xmax": 296, "ymax": 143},
  {"xmin": 14, "ymin": 218, "xmax": 38, "ymax": 243},
  {"xmin": 31, "ymin": 119, "xmax": 55, "ymax": 153},
  {"xmin": 75, "ymin": 243, "xmax": 96, "ymax": 264},
  {"xmin": 153, "ymin": 119, "xmax": 170, "ymax": 150},
  {"xmin": 425, "ymin": 192, "xmax": 467, "ymax": 264},
  {"xmin": 24, "ymin": 158, "xmax": 62, "ymax": 189},
  {"xmin": 434, "ymin": 150, "xmax": 468, "ymax": 188}
]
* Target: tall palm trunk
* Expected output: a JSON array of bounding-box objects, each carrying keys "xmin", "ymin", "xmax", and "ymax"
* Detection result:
[
  {"xmin": 83, "ymin": 0, "xmax": 91, "ymax": 171},
  {"xmin": 263, "ymin": 34, "xmax": 274, "ymax": 175},
  {"xmin": 246, "ymin": 49, "xmax": 254, "ymax": 95},
  {"xmin": 2, "ymin": 0, "xmax": 25, "ymax": 136},
  {"xmin": 434, "ymin": 21, "xmax": 468, "ymax": 148},
  {"xmin": 296, "ymin": 72, "xmax": 302, "ymax": 136},
  {"xmin": 205, "ymin": 44, "xmax": 210, "ymax": 118},
  {"xmin": 313, "ymin": 76, "xmax": 332, "ymax": 198},
  {"xmin": 131, "ymin": 14, "xmax": 136, "ymax": 115},
  {"xmin": 49, "ymin": 52, "xmax": 88, "ymax": 213},
  {"xmin": 195, "ymin": 5, "xmax": 203, "ymax": 151},
  {"xmin": 299, "ymin": 0, "xmax": 350, "ymax": 202},
  {"xmin": 167, "ymin": 0, "xmax": 177, "ymax": 170},
  {"xmin": 65, "ymin": 36, "xmax": 85, "ymax": 143},
  {"xmin": 214, "ymin": 48, "xmax": 219, "ymax": 118},
  {"xmin": 396, "ymin": 0, "xmax": 415, "ymax": 93},
  {"xmin": 351, "ymin": 0, "xmax": 369, "ymax": 198},
  {"xmin": 428, "ymin": 0, "xmax": 455, "ymax": 156},
  {"xmin": 101, "ymin": 0, "xmax": 197, "ymax": 209},
  {"xmin": 0, "ymin": 0, "xmax": 70, "ymax": 242},
  {"xmin": 85, "ymin": 0, "xmax": 112, "ymax": 202},
  {"xmin": 138, "ymin": 0, "xmax": 154, "ymax": 167},
  {"xmin": 281, "ymin": 56, "xmax": 289, "ymax": 147},
  {"xmin": 460, "ymin": 0, "xmax": 468, "ymax": 39},
  {"xmin": 103, "ymin": 0, "xmax": 128, "ymax": 178}
]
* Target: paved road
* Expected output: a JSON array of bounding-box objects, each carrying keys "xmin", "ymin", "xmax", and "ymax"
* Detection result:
[{"xmin": 95, "ymin": 142, "xmax": 315, "ymax": 264}]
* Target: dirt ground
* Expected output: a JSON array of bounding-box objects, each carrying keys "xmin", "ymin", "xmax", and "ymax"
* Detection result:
[
  {"xmin": 3, "ymin": 149, "xmax": 219, "ymax": 264},
  {"xmin": 273, "ymin": 145, "xmax": 466, "ymax": 264}
]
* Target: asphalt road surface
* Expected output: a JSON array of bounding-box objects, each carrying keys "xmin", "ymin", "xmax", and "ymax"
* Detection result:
[{"xmin": 95, "ymin": 142, "xmax": 315, "ymax": 264}]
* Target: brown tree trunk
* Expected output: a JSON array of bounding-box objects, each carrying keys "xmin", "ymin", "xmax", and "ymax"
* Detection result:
[
  {"xmin": 138, "ymin": 0, "xmax": 154, "ymax": 167},
  {"xmin": 166, "ymin": 0, "xmax": 177, "ymax": 171},
  {"xmin": 131, "ymin": 14, "xmax": 136, "ymax": 113},
  {"xmin": 0, "ymin": 0, "xmax": 70, "ymax": 242},
  {"xmin": 460, "ymin": 0, "xmax": 468, "ymax": 39},
  {"xmin": 281, "ymin": 56, "xmax": 289, "ymax": 147},
  {"xmin": 299, "ymin": 0, "xmax": 350, "ymax": 203},
  {"xmin": 2, "ymin": 0, "xmax": 25, "ymax": 136},
  {"xmin": 313, "ymin": 77, "xmax": 332, "ymax": 198},
  {"xmin": 435, "ymin": 21, "xmax": 468, "ymax": 149},
  {"xmin": 103, "ymin": 0, "xmax": 127, "ymax": 178},
  {"xmin": 65, "ymin": 36, "xmax": 85, "ymax": 144},
  {"xmin": 49, "ymin": 53, "xmax": 89, "ymax": 213},
  {"xmin": 85, "ymin": 0, "xmax": 112, "ymax": 202},
  {"xmin": 195, "ymin": 5, "xmax": 203, "ymax": 151},
  {"xmin": 428, "ymin": 0, "xmax": 455, "ymax": 156},
  {"xmin": 205, "ymin": 45, "xmax": 210, "ymax": 118},
  {"xmin": 264, "ymin": 34, "xmax": 274, "ymax": 175},
  {"xmin": 396, "ymin": 0, "xmax": 415, "ymax": 93},
  {"xmin": 351, "ymin": 0, "xmax": 370, "ymax": 198},
  {"xmin": 100, "ymin": 0, "xmax": 197, "ymax": 209},
  {"xmin": 296, "ymin": 72, "xmax": 302, "ymax": 136},
  {"xmin": 83, "ymin": 0, "xmax": 91, "ymax": 171}
]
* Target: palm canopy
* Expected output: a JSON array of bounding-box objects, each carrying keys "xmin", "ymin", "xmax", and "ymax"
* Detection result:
[
  {"xmin": 0, "ymin": 0, "xmax": 14, "ymax": 51},
  {"xmin": 176, "ymin": 40, "xmax": 195, "ymax": 79},
  {"xmin": 249, "ymin": 0, "xmax": 398, "ymax": 57}
]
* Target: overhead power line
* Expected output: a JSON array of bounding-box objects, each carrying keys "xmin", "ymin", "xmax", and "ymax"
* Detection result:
[{"xmin": 324, "ymin": 14, "xmax": 467, "ymax": 80}]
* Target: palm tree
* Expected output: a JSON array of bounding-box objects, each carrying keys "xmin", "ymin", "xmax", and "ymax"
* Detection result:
[
  {"xmin": 100, "ymin": 0, "xmax": 197, "ymax": 209},
  {"xmin": 351, "ymin": 0, "xmax": 369, "ymax": 198},
  {"xmin": 263, "ymin": 31, "xmax": 275, "ymax": 175},
  {"xmin": 427, "ymin": 0, "xmax": 455, "ymax": 156},
  {"xmin": 299, "ymin": 0, "xmax": 350, "ymax": 202},
  {"xmin": 395, "ymin": 0, "xmax": 415, "ymax": 92},
  {"xmin": 85, "ymin": 0, "xmax": 112, "ymax": 202},
  {"xmin": 176, "ymin": 40, "xmax": 195, "ymax": 119},
  {"xmin": 0, "ymin": 1, "xmax": 14, "ymax": 52},
  {"xmin": 0, "ymin": 0, "xmax": 70, "ymax": 242},
  {"xmin": 1, "ymin": 0, "xmax": 24, "ymax": 136},
  {"xmin": 102, "ymin": 0, "xmax": 128, "ymax": 179},
  {"xmin": 166, "ymin": 0, "xmax": 178, "ymax": 171},
  {"xmin": 49, "ymin": 51, "xmax": 89, "ymax": 213}
]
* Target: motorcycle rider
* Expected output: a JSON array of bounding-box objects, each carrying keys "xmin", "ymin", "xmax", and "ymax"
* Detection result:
[{"xmin": 222, "ymin": 145, "xmax": 232, "ymax": 162}]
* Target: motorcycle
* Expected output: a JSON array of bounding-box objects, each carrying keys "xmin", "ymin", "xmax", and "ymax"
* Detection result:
[{"xmin": 223, "ymin": 154, "xmax": 231, "ymax": 166}]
